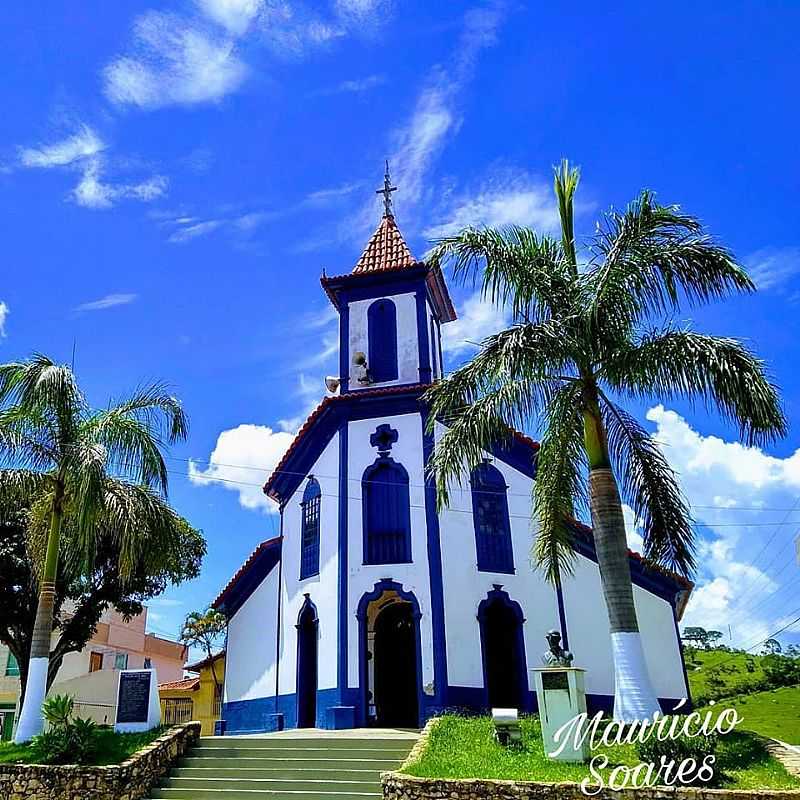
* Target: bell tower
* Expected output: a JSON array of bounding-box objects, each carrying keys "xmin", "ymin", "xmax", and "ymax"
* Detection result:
[{"xmin": 321, "ymin": 164, "xmax": 457, "ymax": 393}]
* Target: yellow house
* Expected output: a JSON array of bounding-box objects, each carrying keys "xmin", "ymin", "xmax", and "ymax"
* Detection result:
[{"xmin": 159, "ymin": 652, "xmax": 224, "ymax": 736}]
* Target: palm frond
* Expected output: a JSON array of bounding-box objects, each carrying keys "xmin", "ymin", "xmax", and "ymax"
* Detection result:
[
  {"xmin": 553, "ymin": 158, "xmax": 580, "ymax": 272},
  {"xmin": 0, "ymin": 469, "xmax": 49, "ymax": 515},
  {"xmin": 603, "ymin": 327, "xmax": 786, "ymax": 446},
  {"xmin": 531, "ymin": 382, "xmax": 586, "ymax": 583},
  {"xmin": 428, "ymin": 227, "xmax": 576, "ymax": 322},
  {"xmin": 600, "ymin": 395, "xmax": 695, "ymax": 576},
  {"xmin": 588, "ymin": 191, "xmax": 754, "ymax": 334},
  {"xmin": 426, "ymin": 376, "xmax": 560, "ymax": 508}
]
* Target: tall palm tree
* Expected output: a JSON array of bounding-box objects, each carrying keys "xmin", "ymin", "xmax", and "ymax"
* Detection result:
[
  {"xmin": 0, "ymin": 354, "xmax": 188, "ymax": 741},
  {"xmin": 425, "ymin": 161, "xmax": 785, "ymax": 722}
]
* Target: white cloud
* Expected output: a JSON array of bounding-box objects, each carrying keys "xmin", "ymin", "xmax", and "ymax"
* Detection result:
[
  {"xmin": 72, "ymin": 158, "xmax": 167, "ymax": 209},
  {"xmin": 645, "ymin": 406, "xmax": 800, "ymax": 648},
  {"xmin": 442, "ymin": 294, "xmax": 510, "ymax": 356},
  {"xmin": 746, "ymin": 246, "xmax": 800, "ymax": 291},
  {"xmin": 74, "ymin": 293, "xmax": 138, "ymax": 312},
  {"xmin": 168, "ymin": 219, "xmax": 224, "ymax": 243},
  {"xmin": 333, "ymin": 74, "xmax": 385, "ymax": 94},
  {"xmin": 103, "ymin": 11, "xmax": 247, "ymax": 109},
  {"xmin": 425, "ymin": 169, "xmax": 560, "ymax": 239},
  {"xmin": 189, "ymin": 424, "xmax": 295, "ymax": 512},
  {"xmin": 19, "ymin": 125, "xmax": 106, "ymax": 168},
  {"xmin": 196, "ymin": 0, "xmax": 264, "ymax": 35},
  {"xmin": 0, "ymin": 302, "xmax": 8, "ymax": 338}
]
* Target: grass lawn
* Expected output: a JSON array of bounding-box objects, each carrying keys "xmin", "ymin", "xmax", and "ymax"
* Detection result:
[
  {"xmin": 0, "ymin": 725, "xmax": 168, "ymax": 766},
  {"xmin": 698, "ymin": 686, "xmax": 800, "ymax": 746},
  {"xmin": 404, "ymin": 715, "xmax": 800, "ymax": 790}
]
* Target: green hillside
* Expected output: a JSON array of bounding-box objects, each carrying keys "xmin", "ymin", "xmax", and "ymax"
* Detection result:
[{"xmin": 686, "ymin": 650, "xmax": 800, "ymax": 745}]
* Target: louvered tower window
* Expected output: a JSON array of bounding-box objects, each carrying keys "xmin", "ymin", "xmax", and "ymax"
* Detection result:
[
  {"xmin": 471, "ymin": 461, "xmax": 514, "ymax": 573},
  {"xmin": 367, "ymin": 299, "xmax": 398, "ymax": 382},
  {"xmin": 300, "ymin": 478, "xmax": 321, "ymax": 579}
]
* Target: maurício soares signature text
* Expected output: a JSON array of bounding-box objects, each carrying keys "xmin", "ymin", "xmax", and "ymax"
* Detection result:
[{"xmin": 549, "ymin": 700, "xmax": 742, "ymax": 794}]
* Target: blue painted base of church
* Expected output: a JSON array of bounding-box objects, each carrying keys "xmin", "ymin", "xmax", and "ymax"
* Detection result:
[{"xmin": 221, "ymin": 688, "xmax": 689, "ymax": 735}]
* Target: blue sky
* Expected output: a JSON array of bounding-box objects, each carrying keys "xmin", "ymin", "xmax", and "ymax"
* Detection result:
[{"xmin": 1, "ymin": 1, "xmax": 799, "ymax": 654}]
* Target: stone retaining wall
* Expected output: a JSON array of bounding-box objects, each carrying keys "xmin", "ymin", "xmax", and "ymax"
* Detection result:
[{"xmin": 0, "ymin": 721, "xmax": 201, "ymax": 800}]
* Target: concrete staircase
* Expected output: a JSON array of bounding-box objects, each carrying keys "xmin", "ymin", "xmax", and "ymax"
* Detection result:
[{"xmin": 146, "ymin": 734, "xmax": 414, "ymax": 800}]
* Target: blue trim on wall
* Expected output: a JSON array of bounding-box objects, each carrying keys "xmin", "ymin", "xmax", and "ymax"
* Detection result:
[
  {"xmin": 421, "ymin": 411, "xmax": 448, "ymax": 712},
  {"xmin": 555, "ymin": 581, "xmax": 569, "ymax": 650},
  {"xmin": 337, "ymin": 422, "xmax": 349, "ymax": 700},
  {"xmin": 339, "ymin": 302, "xmax": 350, "ymax": 393},
  {"xmin": 477, "ymin": 586, "xmax": 531, "ymax": 712},
  {"xmin": 356, "ymin": 580, "xmax": 425, "ymax": 728},
  {"xmin": 415, "ymin": 290, "xmax": 432, "ymax": 384}
]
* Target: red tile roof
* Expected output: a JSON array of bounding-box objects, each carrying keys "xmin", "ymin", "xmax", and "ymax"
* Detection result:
[
  {"xmin": 353, "ymin": 215, "xmax": 416, "ymax": 273},
  {"xmin": 212, "ymin": 536, "xmax": 282, "ymax": 610},
  {"xmin": 568, "ymin": 517, "xmax": 695, "ymax": 592},
  {"xmin": 159, "ymin": 677, "xmax": 199, "ymax": 692}
]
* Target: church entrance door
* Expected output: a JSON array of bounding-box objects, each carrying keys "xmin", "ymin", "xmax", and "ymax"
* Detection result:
[
  {"xmin": 296, "ymin": 604, "xmax": 318, "ymax": 728},
  {"xmin": 373, "ymin": 602, "xmax": 418, "ymax": 727},
  {"xmin": 482, "ymin": 599, "xmax": 524, "ymax": 709}
]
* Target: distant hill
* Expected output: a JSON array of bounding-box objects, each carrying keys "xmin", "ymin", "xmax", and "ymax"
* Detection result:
[{"xmin": 686, "ymin": 649, "xmax": 768, "ymax": 703}]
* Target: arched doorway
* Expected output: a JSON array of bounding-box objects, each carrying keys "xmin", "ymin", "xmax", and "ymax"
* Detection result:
[
  {"xmin": 479, "ymin": 588, "xmax": 528, "ymax": 710},
  {"xmin": 373, "ymin": 602, "xmax": 418, "ymax": 727},
  {"xmin": 296, "ymin": 597, "xmax": 318, "ymax": 728}
]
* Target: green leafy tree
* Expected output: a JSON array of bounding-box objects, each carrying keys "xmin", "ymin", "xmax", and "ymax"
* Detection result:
[
  {"xmin": 762, "ymin": 638, "xmax": 782, "ymax": 655},
  {"xmin": 0, "ymin": 503, "xmax": 204, "ymax": 703},
  {"xmin": 180, "ymin": 608, "xmax": 227, "ymax": 710},
  {"xmin": 705, "ymin": 630, "xmax": 724, "ymax": 649},
  {"xmin": 424, "ymin": 161, "xmax": 785, "ymax": 721},
  {"xmin": 0, "ymin": 354, "xmax": 188, "ymax": 741}
]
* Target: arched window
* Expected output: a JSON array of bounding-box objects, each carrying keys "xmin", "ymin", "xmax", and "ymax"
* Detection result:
[
  {"xmin": 367, "ymin": 299, "xmax": 398, "ymax": 382},
  {"xmin": 471, "ymin": 461, "xmax": 514, "ymax": 573},
  {"xmin": 363, "ymin": 458, "xmax": 411, "ymax": 564},
  {"xmin": 300, "ymin": 478, "xmax": 321, "ymax": 579}
]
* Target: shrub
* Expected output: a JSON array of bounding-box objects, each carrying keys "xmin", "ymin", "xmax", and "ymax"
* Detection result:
[
  {"xmin": 32, "ymin": 694, "xmax": 99, "ymax": 765},
  {"xmin": 637, "ymin": 730, "xmax": 719, "ymax": 787}
]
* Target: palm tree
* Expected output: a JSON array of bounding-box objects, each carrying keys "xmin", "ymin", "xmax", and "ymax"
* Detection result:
[
  {"xmin": 0, "ymin": 354, "xmax": 188, "ymax": 741},
  {"xmin": 424, "ymin": 161, "xmax": 785, "ymax": 722},
  {"xmin": 180, "ymin": 608, "xmax": 227, "ymax": 715}
]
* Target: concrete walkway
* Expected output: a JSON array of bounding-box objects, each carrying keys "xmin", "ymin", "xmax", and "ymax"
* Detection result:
[{"xmin": 766, "ymin": 739, "xmax": 800, "ymax": 777}]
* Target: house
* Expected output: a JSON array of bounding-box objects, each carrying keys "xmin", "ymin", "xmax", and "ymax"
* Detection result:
[
  {"xmin": 0, "ymin": 606, "xmax": 187, "ymax": 732},
  {"xmin": 159, "ymin": 652, "xmax": 225, "ymax": 735},
  {"xmin": 214, "ymin": 181, "xmax": 693, "ymax": 734}
]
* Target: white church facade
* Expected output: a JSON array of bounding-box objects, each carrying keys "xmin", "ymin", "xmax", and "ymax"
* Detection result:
[{"xmin": 214, "ymin": 199, "xmax": 692, "ymax": 733}]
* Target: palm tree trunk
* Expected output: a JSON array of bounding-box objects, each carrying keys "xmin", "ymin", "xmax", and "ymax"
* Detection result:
[
  {"xmin": 584, "ymin": 404, "xmax": 661, "ymax": 722},
  {"xmin": 14, "ymin": 501, "xmax": 63, "ymax": 742}
]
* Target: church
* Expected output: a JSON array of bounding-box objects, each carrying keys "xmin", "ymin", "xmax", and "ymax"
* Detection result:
[{"xmin": 213, "ymin": 177, "xmax": 692, "ymax": 734}]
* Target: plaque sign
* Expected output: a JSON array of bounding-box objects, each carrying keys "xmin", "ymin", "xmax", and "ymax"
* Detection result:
[{"xmin": 115, "ymin": 669, "xmax": 161, "ymax": 733}]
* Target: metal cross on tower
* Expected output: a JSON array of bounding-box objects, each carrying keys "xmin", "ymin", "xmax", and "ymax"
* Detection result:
[{"xmin": 376, "ymin": 160, "xmax": 397, "ymax": 217}]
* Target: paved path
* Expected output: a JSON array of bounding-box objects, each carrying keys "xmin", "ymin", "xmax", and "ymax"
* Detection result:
[{"xmin": 766, "ymin": 738, "xmax": 800, "ymax": 777}]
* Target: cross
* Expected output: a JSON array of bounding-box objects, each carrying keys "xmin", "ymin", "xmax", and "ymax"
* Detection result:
[
  {"xmin": 376, "ymin": 160, "xmax": 397, "ymax": 218},
  {"xmin": 370, "ymin": 424, "xmax": 399, "ymax": 455}
]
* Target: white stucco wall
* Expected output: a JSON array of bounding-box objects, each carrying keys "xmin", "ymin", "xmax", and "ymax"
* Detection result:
[
  {"xmin": 277, "ymin": 434, "xmax": 341, "ymax": 696},
  {"xmin": 225, "ymin": 566, "xmax": 279, "ymax": 703},
  {"xmin": 348, "ymin": 293, "xmax": 419, "ymax": 388},
  {"xmin": 346, "ymin": 413, "xmax": 434, "ymax": 692}
]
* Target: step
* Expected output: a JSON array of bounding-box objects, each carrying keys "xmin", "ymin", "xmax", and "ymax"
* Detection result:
[
  {"xmin": 172, "ymin": 768, "xmax": 386, "ymax": 781},
  {"xmin": 148, "ymin": 789, "xmax": 380, "ymax": 800},
  {"xmin": 199, "ymin": 737, "xmax": 411, "ymax": 751},
  {"xmin": 192, "ymin": 745, "xmax": 409, "ymax": 757},
  {"xmin": 180, "ymin": 756, "xmax": 402, "ymax": 769},
  {"xmin": 161, "ymin": 778, "xmax": 380, "ymax": 792}
]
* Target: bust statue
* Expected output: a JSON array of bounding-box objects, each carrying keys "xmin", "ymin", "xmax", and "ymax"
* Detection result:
[{"xmin": 542, "ymin": 629, "xmax": 574, "ymax": 667}]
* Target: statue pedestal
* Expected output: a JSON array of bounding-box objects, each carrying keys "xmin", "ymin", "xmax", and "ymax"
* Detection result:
[{"xmin": 530, "ymin": 667, "xmax": 589, "ymax": 762}]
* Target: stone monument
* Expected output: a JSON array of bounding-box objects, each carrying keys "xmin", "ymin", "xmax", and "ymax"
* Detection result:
[{"xmin": 114, "ymin": 668, "xmax": 161, "ymax": 733}]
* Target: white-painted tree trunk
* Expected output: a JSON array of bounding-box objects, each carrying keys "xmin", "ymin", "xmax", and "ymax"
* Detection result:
[
  {"xmin": 611, "ymin": 631, "xmax": 661, "ymax": 722},
  {"xmin": 13, "ymin": 657, "xmax": 48, "ymax": 742}
]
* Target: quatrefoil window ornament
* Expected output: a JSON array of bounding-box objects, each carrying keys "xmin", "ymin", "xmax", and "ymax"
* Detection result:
[{"xmin": 370, "ymin": 424, "xmax": 399, "ymax": 456}]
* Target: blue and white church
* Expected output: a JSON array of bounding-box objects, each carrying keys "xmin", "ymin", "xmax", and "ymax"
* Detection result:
[{"xmin": 214, "ymin": 183, "xmax": 692, "ymax": 734}]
